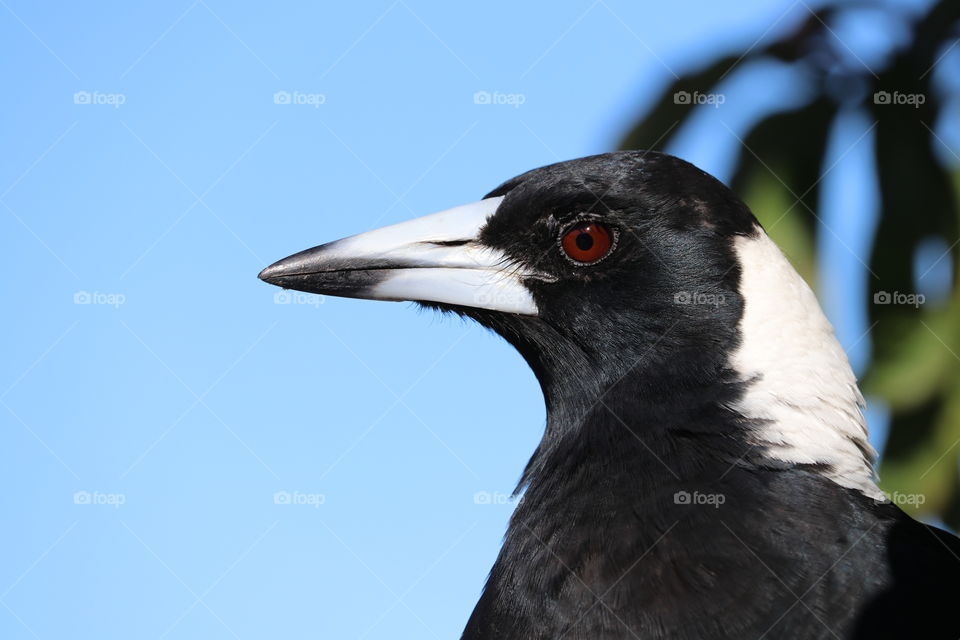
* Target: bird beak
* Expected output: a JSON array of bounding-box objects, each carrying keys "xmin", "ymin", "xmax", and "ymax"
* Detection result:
[{"xmin": 258, "ymin": 196, "xmax": 540, "ymax": 315}]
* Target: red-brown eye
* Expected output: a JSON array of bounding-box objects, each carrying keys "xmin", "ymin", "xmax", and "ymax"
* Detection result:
[{"xmin": 560, "ymin": 222, "xmax": 615, "ymax": 264}]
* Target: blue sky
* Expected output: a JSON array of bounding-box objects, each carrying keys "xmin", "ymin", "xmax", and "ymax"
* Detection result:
[{"xmin": 1, "ymin": 1, "xmax": 952, "ymax": 638}]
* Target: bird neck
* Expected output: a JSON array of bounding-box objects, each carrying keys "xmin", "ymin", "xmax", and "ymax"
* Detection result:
[
  {"xmin": 519, "ymin": 362, "xmax": 750, "ymax": 495},
  {"xmin": 465, "ymin": 381, "xmax": 880, "ymax": 640},
  {"xmin": 495, "ymin": 308, "xmax": 749, "ymax": 495}
]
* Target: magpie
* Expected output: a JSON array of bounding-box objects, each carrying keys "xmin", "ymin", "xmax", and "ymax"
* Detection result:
[{"xmin": 259, "ymin": 151, "xmax": 960, "ymax": 639}]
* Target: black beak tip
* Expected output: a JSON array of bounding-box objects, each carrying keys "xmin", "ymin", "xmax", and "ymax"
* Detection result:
[
  {"xmin": 258, "ymin": 263, "xmax": 281, "ymax": 285},
  {"xmin": 259, "ymin": 244, "xmax": 329, "ymax": 286},
  {"xmin": 259, "ymin": 257, "xmax": 300, "ymax": 287}
]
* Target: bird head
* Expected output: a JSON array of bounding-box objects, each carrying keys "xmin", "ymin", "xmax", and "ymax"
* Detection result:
[{"xmin": 260, "ymin": 151, "xmax": 879, "ymax": 498}]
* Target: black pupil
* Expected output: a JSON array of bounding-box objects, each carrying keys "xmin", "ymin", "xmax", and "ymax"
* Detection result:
[{"xmin": 575, "ymin": 231, "xmax": 594, "ymax": 251}]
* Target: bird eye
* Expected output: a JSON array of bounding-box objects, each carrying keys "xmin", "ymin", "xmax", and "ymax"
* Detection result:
[{"xmin": 560, "ymin": 221, "xmax": 616, "ymax": 265}]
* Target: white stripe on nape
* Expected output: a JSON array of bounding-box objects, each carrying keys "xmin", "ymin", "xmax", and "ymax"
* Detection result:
[{"xmin": 729, "ymin": 227, "xmax": 883, "ymax": 500}]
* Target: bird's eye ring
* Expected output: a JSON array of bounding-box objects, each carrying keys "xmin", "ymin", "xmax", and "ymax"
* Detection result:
[{"xmin": 559, "ymin": 220, "xmax": 617, "ymax": 265}]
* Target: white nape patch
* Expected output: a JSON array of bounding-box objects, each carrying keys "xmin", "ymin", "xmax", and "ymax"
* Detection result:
[{"xmin": 730, "ymin": 228, "xmax": 883, "ymax": 500}]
